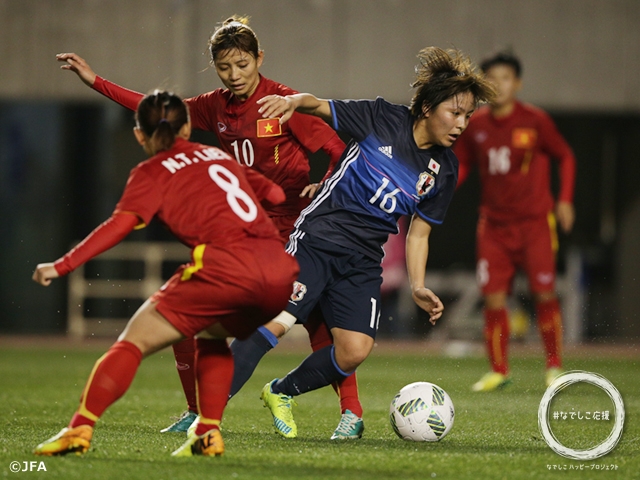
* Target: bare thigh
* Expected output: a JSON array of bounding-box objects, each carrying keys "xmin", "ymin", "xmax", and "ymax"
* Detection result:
[{"xmin": 118, "ymin": 299, "xmax": 185, "ymax": 357}]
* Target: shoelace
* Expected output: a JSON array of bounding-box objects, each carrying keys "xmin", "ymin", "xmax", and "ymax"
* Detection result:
[{"xmin": 335, "ymin": 414, "xmax": 359, "ymax": 435}]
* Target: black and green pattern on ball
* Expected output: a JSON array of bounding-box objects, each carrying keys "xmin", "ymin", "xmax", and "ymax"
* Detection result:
[
  {"xmin": 397, "ymin": 397, "xmax": 429, "ymax": 417},
  {"xmin": 427, "ymin": 411, "xmax": 446, "ymax": 438},
  {"xmin": 432, "ymin": 385, "xmax": 445, "ymax": 406},
  {"xmin": 389, "ymin": 411, "xmax": 401, "ymax": 436}
]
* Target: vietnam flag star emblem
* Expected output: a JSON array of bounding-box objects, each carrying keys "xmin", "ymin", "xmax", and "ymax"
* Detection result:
[
  {"xmin": 512, "ymin": 128, "xmax": 537, "ymax": 149},
  {"xmin": 257, "ymin": 118, "xmax": 282, "ymax": 137}
]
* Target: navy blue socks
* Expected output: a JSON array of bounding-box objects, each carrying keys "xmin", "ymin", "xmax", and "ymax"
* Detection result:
[
  {"xmin": 272, "ymin": 345, "xmax": 351, "ymax": 396},
  {"xmin": 229, "ymin": 326, "xmax": 278, "ymax": 398}
]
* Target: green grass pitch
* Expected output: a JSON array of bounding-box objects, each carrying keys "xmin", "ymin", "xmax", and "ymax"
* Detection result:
[{"xmin": 0, "ymin": 343, "xmax": 638, "ymax": 479}]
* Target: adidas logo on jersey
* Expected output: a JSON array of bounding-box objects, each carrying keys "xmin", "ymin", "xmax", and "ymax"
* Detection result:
[{"xmin": 378, "ymin": 146, "xmax": 393, "ymax": 158}]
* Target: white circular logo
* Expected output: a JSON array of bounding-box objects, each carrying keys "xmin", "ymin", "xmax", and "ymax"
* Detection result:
[{"xmin": 538, "ymin": 371, "xmax": 624, "ymax": 460}]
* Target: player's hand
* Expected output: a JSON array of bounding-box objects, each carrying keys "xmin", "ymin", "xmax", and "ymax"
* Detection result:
[
  {"xmin": 56, "ymin": 53, "xmax": 97, "ymax": 87},
  {"xmin": 300, "ymin": 182, "xmax": 322, "ymax": 198},
  {"xmin": 412, "ymin": 287, "xmax": 444, "ymax": 325},
  {"xmin": 556, "ymin": 201, "xmax": 575, "ymax": 234},
  {"xmin": 32, "ymin": 263, "xmax": 60, "ymax": 287},
  {"xmin": 257, "ymin": 95, "xmax": 297, "ymax": 124}
]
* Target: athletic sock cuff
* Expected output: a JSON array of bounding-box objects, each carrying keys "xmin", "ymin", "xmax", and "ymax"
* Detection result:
[
  {"xmin": 257, "ymin": 325, "xmax": 279, "ymax": 348},
  {"xmin": 330, "ymin": 346, "xmax": 353, "ymax": 377},
  {"xmin": 113, "ymin": 340, "xmax": 143, "ymax": 362}
]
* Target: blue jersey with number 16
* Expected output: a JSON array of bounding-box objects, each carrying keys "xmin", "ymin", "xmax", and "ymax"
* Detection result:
[{"xmin": 291, "ymin": 97, "xmax": 458, "ymax": 262}]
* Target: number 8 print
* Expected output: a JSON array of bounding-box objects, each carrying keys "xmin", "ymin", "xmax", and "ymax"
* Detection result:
[{"xmin": 208, "ymin": 164, "xmax": 258, "ymax": 222}]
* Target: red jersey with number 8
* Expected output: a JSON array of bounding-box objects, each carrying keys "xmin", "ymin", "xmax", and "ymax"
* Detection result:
[{"xmin": 114, "ymin": 138, "xmax": 282, "ymax": 247}]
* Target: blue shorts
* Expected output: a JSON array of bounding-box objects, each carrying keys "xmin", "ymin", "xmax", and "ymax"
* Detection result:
[{"xmin": 285, "ymin": 232, "xmax": 383, "ymax": 338}]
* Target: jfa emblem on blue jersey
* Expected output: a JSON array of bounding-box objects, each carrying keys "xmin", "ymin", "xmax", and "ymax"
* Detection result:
[
  {"xmin": 416, "ymin": 171, "xmax": 435, "ymax": 197},
  {"xmin": 290, "ymin": 281, "xmax": 307, "ymax": 302}
]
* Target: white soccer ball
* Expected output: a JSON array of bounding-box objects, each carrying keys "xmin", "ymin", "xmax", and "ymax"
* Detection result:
[{"xmin": 389, "ymin": 381, "xmax": 455, "ymax": 442}]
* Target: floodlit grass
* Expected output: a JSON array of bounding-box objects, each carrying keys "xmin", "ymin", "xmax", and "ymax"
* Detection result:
[{"xmin": 0, "ymin": 344, "xmax": 638, "ymax": 479}]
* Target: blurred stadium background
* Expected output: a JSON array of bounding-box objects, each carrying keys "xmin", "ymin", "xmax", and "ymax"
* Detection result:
[{"xmin": 1, "ymin": 0, "xmax": 640, "ymax": 347}]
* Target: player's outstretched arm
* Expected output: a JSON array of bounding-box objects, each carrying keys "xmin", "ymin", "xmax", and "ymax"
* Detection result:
[
  {"xmin": 56, "ymin": 53, "xmax": 97, "ymax": 87},
  {"xmin": 32, "ymin": 213, "xmax": 139, "ymax": 288},
  {"xmin": 258, "ymin": 94, "xmax": 333, "ymax": 125},
  {"xmin": 57, "ymin": 53, "xmax": 143, "ymax": 112},
  {"xmin": 405, "ymin": 214, "xmax": 444, "ymax": 324}
]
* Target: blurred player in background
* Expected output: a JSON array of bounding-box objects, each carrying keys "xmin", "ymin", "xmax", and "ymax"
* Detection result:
[
  {"xmin": 454, "ymin": 51, "xmax": 576, "ymax": 391},
  {"xmin": 32, "ymin": 91, "xmax": 299, "ymax": 457},
  {"xmin": 255, "ymin": 47, "xmax": 496, "ymax": 438},
  {"xmin": 56, "ymin": 16, "xmax": 365, "ymax": 439}
]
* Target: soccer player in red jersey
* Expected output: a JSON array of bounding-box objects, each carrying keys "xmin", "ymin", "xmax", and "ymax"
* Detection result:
[
  {"xmin": 454, "ymin": 52, "xmax": 576, "ymax": 391},
  {"xmin": 32, "ymin": 91, "xmax": 299, "ymax": 457},
  {"xmin": 56, "ymin": 16, "xmax": 364, "ymax": 439}
]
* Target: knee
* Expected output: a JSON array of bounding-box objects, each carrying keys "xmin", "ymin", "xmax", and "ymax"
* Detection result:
[
  {"xmin": 484, "ymin": 292, "xmax": 507, "ymax": 310},
  {"xmin": 333, "ymin": 338, "xmax": 373, "ymax": 372}
]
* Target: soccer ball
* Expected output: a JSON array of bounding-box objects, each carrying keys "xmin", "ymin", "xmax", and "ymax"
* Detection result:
[{"xmin": 389, "ymin": 382, "xmax": 455, "ymax": 442}]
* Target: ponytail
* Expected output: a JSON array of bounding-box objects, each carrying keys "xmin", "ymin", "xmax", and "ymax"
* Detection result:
[{"xmin": 135, "ymin": 90, "xmax": 189, "ymax": 155}]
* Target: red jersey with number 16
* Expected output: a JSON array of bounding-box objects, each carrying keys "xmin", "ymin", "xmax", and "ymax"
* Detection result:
[
  {"xmin": 93, "ymin": 75, "xmax": 338, "ymax": 218},
  {"xmin": 455, "ymin": 101, "xmax": 576, "ymax": 223},
  {"xmin": 114, "ymin": 137, "xmax": 283, "ymax": 247}
]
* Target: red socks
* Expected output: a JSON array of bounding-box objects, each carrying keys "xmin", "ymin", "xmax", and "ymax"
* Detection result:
[
  {"xmin": 194, "ymin": 338, "xmax": 234, "ymax": 436},
  {"xmin": 536, "ymin": 298, "xmax": 563, "ymax": 369},
  {"xmin": 483, "ymin": 300, "xmax": 563, "ymax": 375},
  {"xmin": 305, "ymin": 317, "xmax": 363, "ymax": 417},
  {"xmin": 172, "ymin": 337, "xmax": 198, "ymax": 413},
  {"xmin": 483, "ymin": 307, "xmax": 510, "ymax": 375},
  {"xmin": 70, "ymin": 340, "xmax": 142, "ymax": 428}
]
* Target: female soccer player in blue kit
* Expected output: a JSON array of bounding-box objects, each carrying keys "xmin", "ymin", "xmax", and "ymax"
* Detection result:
[{"xmin": 254, "ymin": 47, "xmax": 496, "ymax": 437}]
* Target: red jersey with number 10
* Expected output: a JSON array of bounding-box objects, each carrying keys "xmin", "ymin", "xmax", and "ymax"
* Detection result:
[
  {"xmin": 93, "ymin": 75, "xmax": 337, "ymax": 217},
  {"xmin": 114, "ymin": 138, "xmax": 282, "ymax": 247},
  {"xmin": 454, "ymin": 101, "xmax": 576, "ymax": 223}
]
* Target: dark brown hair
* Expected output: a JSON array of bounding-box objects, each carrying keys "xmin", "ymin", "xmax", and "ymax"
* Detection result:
[
  {"xmin": 480, "ymin": 50, "xmax": 522, "ymax": 78},
  {"xmin": 410, "ymin": 47, "xmax": 496, "ymax": 118},
  {"xmin": 135, "ymin": 90, "xmax": 189, "ymax": 155},
  {"xmin": 208, "ymin": 15, "xmax": 261, "ymax": 64}
]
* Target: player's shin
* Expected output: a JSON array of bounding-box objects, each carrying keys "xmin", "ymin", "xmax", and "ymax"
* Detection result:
[
  {"xmin": 194, "ymin": 338, "xmax": 234, "ymax": 436},
  {"xmin": 70, "ymin": 340, "xmax": 142, "ymax": 428},
  {"xmin": 172, "ymin": 337, "xmax": 198, "ymax": 413},
  {"xmin": 305, "ymin": 320, "xmax": 363, "ymax": 416},
  {"xmin": 483, "ymin": 307, "xmax": 510, "ymax": 375},
  {"xmin": 272, "ymin": 345, "xmax": 352, "ymax": 396},
  {"xmin": 228, "ymin": 325, "xmax": 278, "ymax": 397},
  {"xmin": 536, "ymin": 298, "xmax": 563, "ymax": 368}
]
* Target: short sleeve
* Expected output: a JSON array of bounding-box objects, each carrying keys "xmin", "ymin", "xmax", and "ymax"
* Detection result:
[
  {"xmin": 330, "ymin": 98, "xmax": 380, "ymax": 141},
  {"xmin": 415, "ymin": 167, "xmax": 457, "ymax": 225},
  {"xmin": 184, "ymin": 91, "xmax": 219, "ymax": 132},
  {"xmin": 113, "ymin": 167, "xmax": 162, "ymax": 227}
]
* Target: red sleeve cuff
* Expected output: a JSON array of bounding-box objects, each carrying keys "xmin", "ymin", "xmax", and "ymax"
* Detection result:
[{"xmin": 53, "ymin": 258, "xmax": 72, "ymax": 277}]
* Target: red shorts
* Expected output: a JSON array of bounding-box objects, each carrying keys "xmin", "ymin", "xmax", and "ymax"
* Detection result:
[
  {"xmin": 476, "ymin": 213, "xmax": 558, "ymax": 295},
  {"xmin": 152, "ymin": 239, "xmax": 299, "ymax": 340}
]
